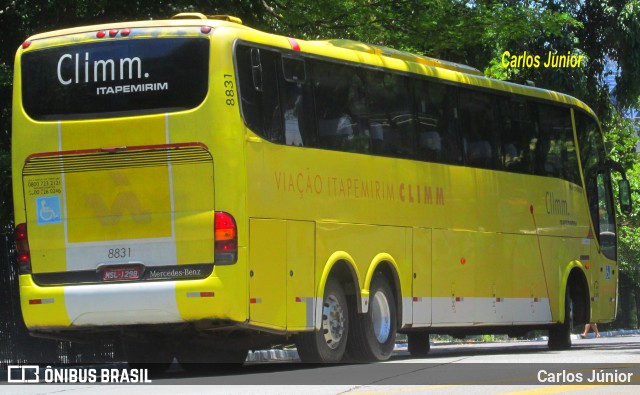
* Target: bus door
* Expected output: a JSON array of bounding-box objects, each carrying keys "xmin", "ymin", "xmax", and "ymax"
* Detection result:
[
  {"xmin": 575, "ymin": 110, "xmax": 618, "ymax": 321},
  {"xmin": 588, "ymin": 171, "xmax": 618, "ymax": 321}
]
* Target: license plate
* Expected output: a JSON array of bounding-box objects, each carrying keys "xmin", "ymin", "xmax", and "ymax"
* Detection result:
[{"xmin": 101, "ymin": 266, "xmax": 142, "ymax": 282}]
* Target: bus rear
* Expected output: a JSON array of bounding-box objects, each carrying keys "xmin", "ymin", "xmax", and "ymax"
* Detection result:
[{"xmin": 12, "ymin": 16, "xmax": 251, "ymax": 365}]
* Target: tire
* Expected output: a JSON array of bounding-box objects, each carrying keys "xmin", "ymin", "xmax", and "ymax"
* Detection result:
[
  {"xmin": 407, "ymin": 332, "xmax": 430, "ymax": 357},
  {"xmin": 347, "ymin": 274, "xmax": 397, "ymax": 361},
  {"xmin": 548, "ymin": 288, "xmax": 573, "ymax": 350},
  {"xmin": 123, "ymin": 338, "xmax": 173, "ymax": 375},
  {"xmin": 295, "ymin": 277, "xmax": 349, "ymax": 363}
]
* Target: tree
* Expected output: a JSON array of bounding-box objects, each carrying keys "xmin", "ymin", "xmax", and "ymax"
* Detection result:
[
  {"xmin": 603, "ymin": 109, "xmax": 640, "ymax": 328},
  {"xmin": 571, "ymin": 0, "xmax": 640, "ymax": 118},
  {"xmin": 255, "ymin": 1, "xmax": 640, "ymax": 117}
]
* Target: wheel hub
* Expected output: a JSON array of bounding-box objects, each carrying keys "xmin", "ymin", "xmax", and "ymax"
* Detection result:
[
  {"xmin": 322, "ymin": 294, "xmax": 345, "ymax": 349},
  {"xmin": 372, "ymin": 291, "xmax": 391, "ymax": 343}
]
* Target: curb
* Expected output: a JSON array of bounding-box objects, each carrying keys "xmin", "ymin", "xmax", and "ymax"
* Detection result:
[
  {"xmin": 246, "ymin": 330, "xmax": 640, "ymax": 362},
  {"xmin": 247, "ymin": 349, "xmax": 299, "ymax": 362}
]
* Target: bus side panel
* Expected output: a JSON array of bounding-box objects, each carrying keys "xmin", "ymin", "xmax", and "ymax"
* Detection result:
[
  {"xmin": 432, "ymin": 230, "xmax": 551, "ymax": 326},
  {"xmin": 589, "ymin": 244, "xmax": 618, "ymax": 323},
  {"xmin": 411, "ymin": 227, "xmax": 432, "ymax": 327},
  {"xmin": 509, "ymin": 234, "xmax": 551, "ymax": 324},
  {"xmin": 597, "ymin": 259, "xmax": 618, "ymax": 323},
  {"xmin": 315, "ymin": 222, "xmax": 410, "ymax": 308},
  {"xmin": 431, "ymin": 229, "xmax": 476, "ymax": 326},
  {"xmin": 539, "ymin": 237, "xmax": 585, "ymax": 323},
  {"xmin": 476, "ymin": 232, "xmax": 514, "ymax": 324},
  {"xmin": 246, "ymin": 219, "xmax": 315, "ymax": 331},
  {"xmin": 248, "ymin": 218, "xmax": 287, "ymax": 330},
  {"xmin": 286, "ymin": 220, "xmax": 315, "ymax": 331}
]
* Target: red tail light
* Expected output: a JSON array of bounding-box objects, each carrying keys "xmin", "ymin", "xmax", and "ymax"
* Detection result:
[
  {"xmin": 215, "ymin": 212, "xmax": 237, "ymax": 264},
  {"xmin": 15, "ymin": 223, "xmax": 32, "ymax": 273}
]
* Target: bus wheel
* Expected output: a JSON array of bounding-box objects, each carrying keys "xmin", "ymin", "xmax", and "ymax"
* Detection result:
[
  {"xmin": 347, "ymin": 274, "xmax": 397, "ymax": 361},
  {"xmin": 123, "ymin": 338, "xmax": 173, "ymax": 375},
  {"xmin": 296, "ymin": 277, "xmax": 349, "ymax": 363},
  {"xmin": 548, "ymin": 288, "xmax": 573, "ymax": 350},
  {"xmin": 407, "ymin": 332, "xmax": 430, "ymax": 357}
]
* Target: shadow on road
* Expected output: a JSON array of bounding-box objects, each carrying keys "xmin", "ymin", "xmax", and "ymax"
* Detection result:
[{"xmin": 151, "ymin": 338, "xmax": 640, "ymax": 385}]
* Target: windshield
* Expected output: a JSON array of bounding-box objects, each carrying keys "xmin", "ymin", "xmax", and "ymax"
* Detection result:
[{"xmin": 21, "ymin": 37, "xmax": 209, "ymax": 120}]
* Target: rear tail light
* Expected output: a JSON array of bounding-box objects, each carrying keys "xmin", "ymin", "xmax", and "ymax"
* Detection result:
[
  {"xmin": 214, "ymin": 212, "xmax": 237, "ymax": 264},
  {"xmin": 15, "ymin": 223, "xmax": 32, "ymax": 273}
]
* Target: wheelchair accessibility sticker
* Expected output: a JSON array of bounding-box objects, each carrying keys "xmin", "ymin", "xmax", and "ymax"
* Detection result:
[{"xmin": 36, "ymin": 196, "xmax": 62, "ymax": 225}]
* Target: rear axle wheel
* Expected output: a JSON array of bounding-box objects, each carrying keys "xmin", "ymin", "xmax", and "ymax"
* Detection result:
[
  {"xmin": 347, "ymin": 273, "xmax": 397, "ymax": 361},
  {"xmin": 296, "ymin": 278, "xmax": 349, "ymax": 363}
]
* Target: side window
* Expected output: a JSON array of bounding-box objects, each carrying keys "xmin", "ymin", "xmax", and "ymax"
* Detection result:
[
  {"xmin": 236, "ymin": 45, "xmax": 283, "ymax": 142},
  {"xmin": 282, "ymin": 79, "xmax": 304, "ymax": 146},
  {"xmin": 281, "ymin": 57, "xmax": 315, "ymax": 147},
  {"xmin": 499, "ymin": 99, "xmax": 537, "ymax": 174},
  {"xmin": 459, "ymin": 89, "xmax": 501, "ymax": 169},
  {"xmin": 414, "ymin": 80, "xmax": 461, "ymax": 164},
  {"xmin": 536, "ymin": 104, "xmax": 580, "ymax": 184},
  {"xmin": 576, "ymin": 112, "xmax": 606, "ymax": 180},
  {"xmin": 576, "ymin": 113, "xmax": 602, "ymax": 234},
  {"xmin": 367, "ymin": 71, "xmax": 415, "ymax": 158},
  {"xmin": 312, "ymin": 60, "xmax": 370, "ymax": 154}
]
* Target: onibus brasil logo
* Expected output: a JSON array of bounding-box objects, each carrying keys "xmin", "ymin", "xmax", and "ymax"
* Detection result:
[{"xmin": 7, "ymin": 365, "xmax": 152, "ymax": 384}]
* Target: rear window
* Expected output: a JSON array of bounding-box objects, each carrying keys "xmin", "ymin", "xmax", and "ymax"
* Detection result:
[{"xmin": 22, "ymin": 37, "xmax": 209, "ymax": 120}]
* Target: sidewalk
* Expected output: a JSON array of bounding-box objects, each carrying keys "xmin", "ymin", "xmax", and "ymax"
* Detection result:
[{"xmin": 571, "ymin": 328, "xmax": 640, "ymax": 340}]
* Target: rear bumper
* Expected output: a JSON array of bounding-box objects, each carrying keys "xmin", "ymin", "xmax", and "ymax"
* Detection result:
[{"xmin": 19, "ymin": 273, "xmax": 247, "ymax": 330}]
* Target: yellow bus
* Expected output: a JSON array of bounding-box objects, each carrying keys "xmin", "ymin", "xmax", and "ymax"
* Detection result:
[{"xmin": 12, "ymin": 13, "xmax": 632, "ymax": 368}]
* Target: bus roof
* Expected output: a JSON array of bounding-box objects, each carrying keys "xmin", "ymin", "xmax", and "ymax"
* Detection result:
[{"xmin": 21, "ymin": 13, "xmax": 598, "ymax": 121}]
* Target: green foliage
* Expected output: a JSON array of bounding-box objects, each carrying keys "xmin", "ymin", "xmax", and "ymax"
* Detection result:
[
  {"xmin": 603, "ymin": 108, "xmax": 640, "ymax": 327},
  {"xmin": 259, "ymin": 1, "xmax": 582, "ymax": 74},
  {"xmin": 257, "ymin": 1, "xmax": 640, "ymax": 116},
  {"xmin": 606, "ymin": 0, "xmax": 640, "ymax": 110}
]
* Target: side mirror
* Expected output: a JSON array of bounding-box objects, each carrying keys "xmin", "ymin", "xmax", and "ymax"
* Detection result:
[{"xmin": 618, "ymin": 179, "xmax": 632, "ymax": 215}]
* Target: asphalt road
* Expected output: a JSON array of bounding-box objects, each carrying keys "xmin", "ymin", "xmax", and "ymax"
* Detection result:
[{"xmin": 4, "ymin": 335, "xmax": 640, "ymax": 395}]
